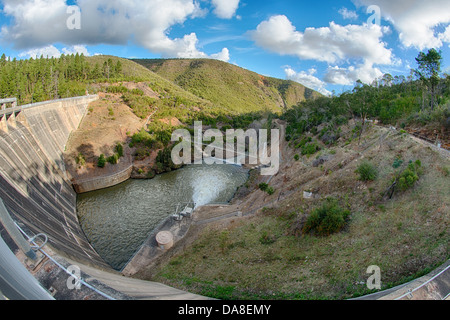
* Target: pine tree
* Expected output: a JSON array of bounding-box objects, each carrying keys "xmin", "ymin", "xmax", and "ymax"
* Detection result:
[{"xmin": 415, "ymin": 48, "xmax": 443, "ymax": 110}]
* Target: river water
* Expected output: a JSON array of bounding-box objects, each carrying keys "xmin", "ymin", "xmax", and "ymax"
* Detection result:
[{"xmin": 77, "ymin": 163, "xmax": 249, "ymax": 270}]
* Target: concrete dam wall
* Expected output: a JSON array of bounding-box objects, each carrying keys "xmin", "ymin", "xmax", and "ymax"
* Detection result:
[{"xmin": 0, "ymin": 95, "xmax": 110, "ymax": 269}]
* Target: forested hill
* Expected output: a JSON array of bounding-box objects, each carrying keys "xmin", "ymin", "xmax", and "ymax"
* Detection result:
[
  {"xmin": 0, "ymin": 53, "xmax": 170, "ymax": 105},
  {"xmin": 282, "ymin": 64, "xmax": 450, "ymax": 149},
  {"xmin": 0, "ymin": 54, "xmax": 319, "ymax": 114},
  {"xmin": 133, "ymin": 58, "xmax": 320, "ymax": 113}
]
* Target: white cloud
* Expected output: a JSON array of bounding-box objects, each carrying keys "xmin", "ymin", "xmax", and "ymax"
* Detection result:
[
  {"xmin": 353, "ymin": 0, "xmax": 450, "ymax": 50},
  {"xmin": 210, "ymin": 48, "xmax": 230, "ymax": 62},
  {"xmin": 439, "ymin": 25, "xmax": 450, "ymax": 46},
  {"xmin": 19, "ymin": 45, "xmax": 91, "ymax": 59},
  {"xmin": 19, "ymin": 45, "xmax": 62, "ymax": 59},
  {"xmin": 250, "ymin": 15, "xmax": 393, "ymax": 65},
  {"xmin": 211, "ymin": 0, "xmax": 240, "ymax": 19},
  {"xmin": 251, "ymin": 15, "xmax": 394, "ymax": 85},
  {"xmin": 339, "ymin": 7, "xmax": 359, "ymax": 20},
  {"xmin": 324, "ymin": 62, "xmax": 384, "ymax": 85},
  {"xmin": 285, "ymin": 67, "xmax": 331, "ymax": 96},
  {"xmin": 62, "ymin": 45, "xmax": 90, "ymax": 56},
  {"xmin": 1, "ymin": 0, "xmax": 228, "ymax": 61}
]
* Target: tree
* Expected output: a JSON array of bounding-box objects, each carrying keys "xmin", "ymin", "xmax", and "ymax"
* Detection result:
[
  {"xmin": 351, "ymin": 80, "xmax": 377, "ymax": 145},
  {"xmin": 97, "ymin": 154, "xmax": 106, "ymax": 168},
  {"xmin": 414, "ymin": 48, "xmax": 443, "ymax": 110},
  {"xmin": 115, "ymin": 60, "xmax": 123, "ymax": 76}
]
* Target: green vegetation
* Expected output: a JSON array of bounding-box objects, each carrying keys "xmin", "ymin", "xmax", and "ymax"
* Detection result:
[
  {"xmin": 107, "ymin": 153, "xmax": 119, "ymax": 165},
  {"xmin": 2, "ymin": 51, "xmax": 448, "ymax": 300},
  {"xmin": 75, "ymin": 153, "xmax": 86, "ymax": 168},
  {"xmin": 136, "ymin": 50, "xmax": 448, "ymax": 301},
  {"xmin": 302, "ymin": 198, "xmax": 351, "ymax": 237},
  {"xmin": 115, "ymin": 143, "xmax": 124, "ymax": 158},
  {"xmin": 121, "ymin": 92, "xmax": 156, "ymax": 119},
  {"xmin": 395, "ymin": 160, "xmax": 423, "ymax": 192},
  {"xmin": 283, "ymin": 49, "xmax": 450, "ymax": 146},
  {"xmin": 414, "ymin": 48, "xmax": 443, "ymax": 110},
  {"xmin": 106, "ymin": 85, "xmax": 128, "ymax": 94},
  {"xmin": 356, "ymin": 161, "xmax": 378, "ymax": 181},
  {"xmin": 155, "ymin": 146, "xmax": 181, "ymax": 174},
  {"xmin": 259, "ymin": 183, "xmax": 275, "ymax": 195},
  {"xmin": 97, "ymin": 154, "xmax": 106, "ymax": 168},
  {"xmin": 301, "ymin": 141, "xmax": 321, "ymax": 156},
  {"xmin": 133, "ymin": 58, "xmax": 318, "ymax": 115},
  {"xmin": 392, "ymin": 157, "xmax": 404, "ymax": 169},
  {"xmin": 0, "ymin": 53, "xmax": 126, "ymax": 104}
]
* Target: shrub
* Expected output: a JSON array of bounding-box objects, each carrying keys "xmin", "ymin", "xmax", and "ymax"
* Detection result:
[
  {"xmin": 107, "ymin": 153, "xmax": 120, "ymax": 164},
  {"xmin": 392, "ymin": 157, "xmax": 404, "ymax": 169},
  {"xmin": 75, "ymin": 153, "xmax": 86, "ymax": 167},
  {"xmin": 294, "ymin": 154, "xmax": 300, "ymax": 161},
  {"xmin": 356, "ymin": 161, "xmax": 378, "ymax": 181},
  {"xmin": 155, "ymin": 130, "xmax": 172, "ymax": 146},
  {"xmin": 97, "ymin": 154, "xmax": 106, "ymax": 168},
  {"xmin": 295, "ymin": 136, "xmax": 312, "ymax": 149},
  {"xmin": 130, "ymin": 88, "xmax": 144, "ymax": 96},
  {"xmin": 301, "ymin": 142, "xmax": 320, "ymax": 156},
  {"xmin": 115, "ymin": 143, "xmax": 124, "ymax": 157},
  {"xmin": 106, "ymin": 85, "xmax": 128, "ymax": 94},
  {"xmin": 396, "ymin": 160, "xmax": 422, "ymax": 191},
  {"xmin": 131, "ymin": 129, "xmax": 155, "ymax": 148},
  {"xmin": 303, "ymin": 199, "xmax": 351, "ymax": 236},
  {"xmin": 258, "ymin": 183, "xmax": 275, "ymax": 195}
]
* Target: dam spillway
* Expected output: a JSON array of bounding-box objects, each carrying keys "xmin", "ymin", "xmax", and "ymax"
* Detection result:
[
  {"xmin": 77, "ymin": 163, "xmax": 249, "ymax": 271},
  {"xmin": 0, "ymin": 95, "xmax": 110, "ymax": 269}
]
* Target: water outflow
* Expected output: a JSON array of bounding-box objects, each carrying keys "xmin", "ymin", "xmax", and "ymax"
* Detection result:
[{"xmin": 77, "ymin": 163, "xmax": 248, "ymax": 270}]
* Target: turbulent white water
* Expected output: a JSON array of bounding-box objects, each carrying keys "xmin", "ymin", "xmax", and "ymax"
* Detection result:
[
  {"xmin": 77, "ymin": 163, "xmax": 248, "ymax": 270},
  {"xmin": 191, "ymin": 162, "xmax": 246, "ymax": 207}
]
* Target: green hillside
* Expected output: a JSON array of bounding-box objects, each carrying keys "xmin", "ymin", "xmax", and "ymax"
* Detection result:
[
  {"xmin": 1, "ymin": 53, "xmax": 320, "ymax": 131},
  {"xmin": 133, "ymin": 58, "xmax": 320, "ymax": 114}
]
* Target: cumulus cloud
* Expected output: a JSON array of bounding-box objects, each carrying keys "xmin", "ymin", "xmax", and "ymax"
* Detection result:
[
  {"xmin": 210, "ymin": 48, "xmax": 230, "ymax": 62},
  {"xmin": 19, "ymin": 44, "xmax": 91, "ymax": 59},
  {"xmin": 250, "ymin": 15, "xmax": 393, "ymax": 65},
  {"xmin": 440, "ymin": 25, "xmax": 450, "ymax": 46},
  {"xmin": 0, "ymin": 0, "xmax": 228, "ymax": 60},
  {"xmin": 353, "ymin": 0, "xmax": 450, "ymax": 50},
  {"xmin": 250, "ymin": 14, "xmax": 394, "ymax": 85},
  {"xmin": 211, "ymin": 0, "xmax": 240, "ymax": 19},
  {"xmin": 324, "ymin": 62, "xmax": 384, "ymax": 85},
  {"xmin": 339, "ymin": 7, "xmax": 359, "ymax": 20},
  {"xmin": 285, "ymin": 67, "xmax": 331, "ymax": 96}
]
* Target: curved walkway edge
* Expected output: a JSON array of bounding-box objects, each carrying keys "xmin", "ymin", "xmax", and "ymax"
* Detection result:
[
  {"xmin": 353, "ymin": 260, "xmax": 450, "ymax": 300},
  {"xmin": 68, "ymin": 258, "xmax": 210, "ymax": 300}
]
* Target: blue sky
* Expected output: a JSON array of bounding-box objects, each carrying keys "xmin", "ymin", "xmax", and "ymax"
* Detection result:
[{"xmin": 1, "ymin": 0, "xmax": 450, "ymax": 95}]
